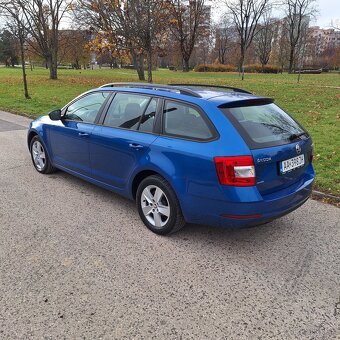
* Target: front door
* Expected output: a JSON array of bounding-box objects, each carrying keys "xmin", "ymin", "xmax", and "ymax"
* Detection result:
[{"xmin": 48, "ymin": 91, "xmax": 110, "ymax": 177}]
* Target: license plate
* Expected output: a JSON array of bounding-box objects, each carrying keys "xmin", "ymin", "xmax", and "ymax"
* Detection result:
[{"xmin": 280, "ymin": 154, "xmax": 305, "ymax": 174}]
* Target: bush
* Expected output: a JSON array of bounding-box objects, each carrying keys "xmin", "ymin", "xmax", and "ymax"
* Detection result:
[
  {"xmin": 243, "ymin": 64, "xmax": 280, "ymax": 74},
  {"xmin": 194, "ymin": 63, "xmax": 280, "ymax": 73},
  {"xmin": 194, "ymin": 64, "xmax": 236, "ymax": 72}
]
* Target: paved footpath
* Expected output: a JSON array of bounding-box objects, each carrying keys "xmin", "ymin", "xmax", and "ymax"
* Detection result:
[{"xmin": 0, "ymin": 110, "xmax": 339, "ymax": 339}]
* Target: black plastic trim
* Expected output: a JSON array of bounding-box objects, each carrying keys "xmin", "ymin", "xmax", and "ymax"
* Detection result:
[{"xmin": 218, "ymin": 98, "xmax": 274, "ymax": 108}]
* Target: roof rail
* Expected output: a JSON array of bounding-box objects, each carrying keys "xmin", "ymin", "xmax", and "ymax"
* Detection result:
[
  {"xmin": 169, "ymin": 83, "xmax": 252, "ymax": 95},
  {"xmin": 99, "ymin": 82, "xmax": 202, "ymax": 98}
]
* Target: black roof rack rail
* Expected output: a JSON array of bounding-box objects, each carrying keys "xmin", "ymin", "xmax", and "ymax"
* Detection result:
[
  {"xmin": 169, "ymin": 83, "xmax": 252, "ymax": 95},
  {"xmin": 99, "ymin": 82, "xmax": 202, "ymax": 98}
]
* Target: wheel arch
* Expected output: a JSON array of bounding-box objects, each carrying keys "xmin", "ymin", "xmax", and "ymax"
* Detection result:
[
  {"xmin": 27, "ymin": 130, "xmax": 38, "ymax": 149},
  {"xmin": 27, "ymin": 129, "xmax": 54, "ymax": 168},
  {"xmin": 131, "ymin": 169, "xmax": 160, "ymax": 200}
]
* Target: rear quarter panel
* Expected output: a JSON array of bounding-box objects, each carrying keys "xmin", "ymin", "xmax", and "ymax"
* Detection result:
[{"xmin": 133, "ymin": 101, "xmax": 257, "ymax": 222}]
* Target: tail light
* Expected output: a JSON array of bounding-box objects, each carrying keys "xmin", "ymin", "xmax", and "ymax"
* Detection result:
[{"xmin": 214, "ymin": 156, "xmax": 256, "ymax": 186}]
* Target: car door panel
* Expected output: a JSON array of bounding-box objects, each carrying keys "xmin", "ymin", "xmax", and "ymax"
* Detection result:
[
  {"xmin": 90, "ymin": 127, "xmax": 157, "ymax": 188},
  {"xmin": 48, "ymin": 121, "xmax": 94, "ymax": 176},
  {"xmin": 47, "ymin": 91, "xmax": 110, "ymax": 177},
  {"xmin": 89, "ymin": 93, "xmax": 159, "ymax": 189}
]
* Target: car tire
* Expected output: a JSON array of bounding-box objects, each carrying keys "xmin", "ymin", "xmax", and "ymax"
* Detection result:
[
  {"xmin": 136, "ymin": 175, "xmax": 186, "ymax": 235},
  {"xmin": 30, "ymin": 135, "xmax": 56, "ymax": 174}
]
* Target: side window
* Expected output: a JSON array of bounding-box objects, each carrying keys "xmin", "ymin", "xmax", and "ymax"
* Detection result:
[
  {"xmin": 65, "ymin": 92, "xmax": 109, "ymax": 123},
  {"xmin": 163, "ymin": 101, "xmax": 213, "ymax": 140},
  {"xmin": 103, "ymin": 93, "xmax": 150, "ymax": 129},
  {"xmin": 139, "ymin": 98, "xmax": 158, "ymax": 133}
]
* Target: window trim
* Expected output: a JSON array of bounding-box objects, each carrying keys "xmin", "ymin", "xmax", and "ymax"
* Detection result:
[
  {"xmin": 62, "ymin": 91, "xmax": 113, "ymax": 125},
  {"xmin": 161, "ymin": 98, "xmax": 219, "ymax": 142},
  {"xmin": 137, "ymin": 97, "xmax": 159, "ymax": 133}
]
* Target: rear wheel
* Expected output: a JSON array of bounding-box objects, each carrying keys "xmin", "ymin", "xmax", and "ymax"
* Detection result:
[
  {"xmin": 136, "ymin": 175, "xmax": 185, "ymax": 235},
  {"xmin": 30, "ymin": 136, "xmax": 56, "ymax": 174}
]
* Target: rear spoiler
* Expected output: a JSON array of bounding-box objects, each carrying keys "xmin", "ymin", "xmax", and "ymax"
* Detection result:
[{"xmin": 218, "ymin": 97, "xmax": 274, "ymax": 109}]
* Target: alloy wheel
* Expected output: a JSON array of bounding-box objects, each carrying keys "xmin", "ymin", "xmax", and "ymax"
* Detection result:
[
  {"xmin": 141, "ymin": 185, "xmax": 171, "ymax": 228},
  {"xmin": 32, "ymin": 140, "xmax": 46, "ymax": 171}
]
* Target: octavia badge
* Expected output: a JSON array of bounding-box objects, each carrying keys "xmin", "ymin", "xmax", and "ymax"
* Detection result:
[{"xmin": 296, "ymin": 144, "xmax": 301, "ymax": 154}]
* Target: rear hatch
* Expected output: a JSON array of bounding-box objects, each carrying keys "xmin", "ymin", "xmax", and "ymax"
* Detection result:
[{"xmin": 219, "ymin": 100, "xmax": 313, "ymax": 195}]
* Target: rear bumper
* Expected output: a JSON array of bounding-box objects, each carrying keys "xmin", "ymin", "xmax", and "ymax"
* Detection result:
[{"xmin": 182, "ymin": 171, "xmax": 315, "ymax": 228}]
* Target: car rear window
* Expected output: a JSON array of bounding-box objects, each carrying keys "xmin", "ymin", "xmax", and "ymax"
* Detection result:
[
  {"xmin": 220, "ymin": 103, "xmax": 308, "ymax": 149},
  {"xmin": 163, "ymin": 100, "xmax": 214, "ymax": 141}
]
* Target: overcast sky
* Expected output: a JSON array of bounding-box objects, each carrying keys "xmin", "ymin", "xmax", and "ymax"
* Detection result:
[
  {"xmin": 213, "ymin": 0, "xmax": 340, "ymax": 29},
  {"xmin": 313, "ymin": 0, "xmax": 340, "ymax": 27}
]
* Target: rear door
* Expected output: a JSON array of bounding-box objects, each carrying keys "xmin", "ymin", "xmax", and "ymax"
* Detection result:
[
  {"xmin": 90, "ymin": 93, "xmax": 159, "ymax": 188},
  {"xmin": 48, "ymin": 91, "xmax": 110, "ymax": 176},
  {"xmin": 220, "ymin": 102, "xmax": 313, "ymax": 195}
]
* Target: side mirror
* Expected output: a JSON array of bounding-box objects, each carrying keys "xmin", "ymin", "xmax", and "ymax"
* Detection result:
[{"xmin": 48, "ymin": 109, "xmax": 62, "ymax": 121}]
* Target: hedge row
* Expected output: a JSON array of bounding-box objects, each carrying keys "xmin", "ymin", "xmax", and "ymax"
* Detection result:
[
  {"xmin": 194, "ymin": 64, "xmax": 235, "ymax": 72},
  {"xmin": 194, "ymin": 63, "xmax": 281, "ymax": 74},
  {"xmin": 244, "ymin": 64, "xmax": 281, "ymax": 73}
]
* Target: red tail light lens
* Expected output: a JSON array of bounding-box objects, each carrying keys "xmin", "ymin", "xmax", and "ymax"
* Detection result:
[{"xmin": 214, "ymin": 156, "xmax": 256, "ymax": 186}]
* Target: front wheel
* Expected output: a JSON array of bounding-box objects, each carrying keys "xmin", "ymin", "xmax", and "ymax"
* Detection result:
[
  {"xmin": 30, "ymin": 136, "xmax": 56, "ymax": 174},
  {"xmin": 136, "ymin": 175, "xmax": 185, "ymax": 235}
]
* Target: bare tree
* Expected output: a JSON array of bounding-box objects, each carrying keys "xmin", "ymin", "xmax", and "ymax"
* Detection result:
[
  {"xmin": 10, "ymin": 0, "xmax": 71, "ymax": 80},
  {"xmin": 275, "ymin": 26, "xmax": 290, "ymax": 72},
  {"xmin": 125, "ymin": 0, "xmax": 169, "ymax": 83},
  {"xmin": 226, "ymin": 0, "xmax": 270, "ymax": 80},
  {"xmin": 75, "ymin": 0, "xmax": 169, "ymax": 82},
  {"xmin": 75, "ymin": 0, "xmax": 142, "ymax": 79},
  {"xmin": 169, "ymin": 0, "xmax": 207, "ymax": 72},
  {"xmin": 283, "ymin": 0, "xmax": 315, "ymax": 73},
  {"xmin": 254, "ymin": 12, "xmax": 275, "ymax": 69},
  {"xmin": 0, "ymin": 1, "xmax": 30, "ymax": 98},
  {"xmin": 213, "ymin": 17, "xmax": 234, "ymax": 64}
]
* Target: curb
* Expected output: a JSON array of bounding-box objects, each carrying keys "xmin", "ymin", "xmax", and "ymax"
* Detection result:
[{"xmin": 312, "ymin": 190, "xmax": 340, "ymax": 201}]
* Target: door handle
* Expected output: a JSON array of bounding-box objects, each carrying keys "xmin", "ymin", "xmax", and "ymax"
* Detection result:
[
  {"xmin": 78, "ymin": 132, "xmax": 89, "ymax": 137},
  {"xmin": 129, "ymin": 143, "xmax": 144, "ymax": 150}
]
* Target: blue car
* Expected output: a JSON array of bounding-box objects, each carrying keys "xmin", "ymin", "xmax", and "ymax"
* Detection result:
[{"xmin": 28, "ymin": 83, "xmax": 315, "ymax": 235}]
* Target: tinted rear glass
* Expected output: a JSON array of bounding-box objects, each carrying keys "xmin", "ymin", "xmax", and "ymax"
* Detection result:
[
  {"xmin": 163, "ymin": 100, "xmax": 214, "ymax": 140},
  {"xmin": 220, "ymin": 103, "xmax": 308, "ymax": 149}
]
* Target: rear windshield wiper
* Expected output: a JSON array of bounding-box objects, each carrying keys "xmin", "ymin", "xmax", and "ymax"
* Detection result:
[{"xmin": 289, "ymin": 132, "xmax": 307, "ymax": 141}]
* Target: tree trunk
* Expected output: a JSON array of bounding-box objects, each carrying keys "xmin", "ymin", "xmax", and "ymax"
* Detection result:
[
  {"xmin": 49, "ymin": 49, "xmax": 58, "ymax": 80},
  {"xmin": 297, "ymin": 69, "xmax": 301, "ymax": 83},
  {"xmin": 288, "ymin": 46, "xmax": 295, "ymax": 73},
  {"xmin": 183, "ymin": 58, "xmax": 190, "ymax": 72},
  {"xmin": 240, "ymin": 54, "xmax": 245, "ymax": 80},
  {"xmin": 134, "ymin": 53, "xmax": 145, "ymax": 81},
  {"xmin": 19, "ymin": 37, "xmax": 30, "ymax": 99},
  {"xmin": 147, "ymin": 49, "xmax": 153, "ymax": 83}
]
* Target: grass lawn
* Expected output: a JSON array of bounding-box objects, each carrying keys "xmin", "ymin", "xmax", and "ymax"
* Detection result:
[{"xmin": 0, "ymin": 66, "xmax": 339, "ymax": 196}]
